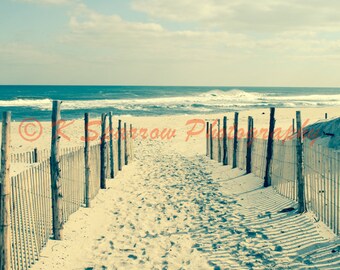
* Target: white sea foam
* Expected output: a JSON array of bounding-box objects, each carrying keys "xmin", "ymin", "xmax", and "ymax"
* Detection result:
[
  {"xmin": 0, "ymin": 90, "xmax": 339, "ymax": 113},
  {"xmin": 0, "ymin": 98, "xmax": 52, "ymax": 109}
]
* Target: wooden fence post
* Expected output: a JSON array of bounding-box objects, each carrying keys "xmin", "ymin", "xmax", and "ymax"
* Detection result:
[
  {"xmin": 50, "ymin": 100, "xmax": 63, "ymax": 240},
  {"xmin": 109, "ymin": 112, "xmax": 114, "ymax": 178},
  {"xmin": 222, "ymin": 116, "xmax": 228, "ymax": 165},
  {"xmin": 232, "ymin": 112, "xmax": 239, "ymax": 169},
  {"xmin": 33, "ymin": 147, "xmax": 38, "ymax": 163},
  {"xmin": 217, "ymin": 119, "xmax": 221, "ymax": 163},
  {"xmin": 325, "ymin": 113, "xmax": 328, "ymax": 119},
  {"xmin": 118, "ymin": 120, "xmax": 122, "ymax": 171},
  {"xmin": 292, "ymin": 118, "xmax": 295, "ymax": 134},
  {"xmin": 100, "ymin": 113, "xmax": 107, "ymax": 189},
  {"xmin": 210, "ymin": 123, "xmax": 213, "ymax": 160},
  {"xmin": 264, "ymin": 107, "xmax": 275, "ymax": 187},
  {"xmin": 129, "ymin": 124, "xmax": 133, "ymax": 160},
  {"xmin": 206, "ymin": 122, "xmax": 209, "ymax": 156},
  {"xmin": 0, "ymin": 112, "xmax": 11, "ymax": 270},
  {"xmin": 124, "ymin": 122, "xmax": 128, "ymax": 165},
  {"xmin": 246, "ymin": 116, "xmax": 254, "ymax": 174},
  {"xmin": 84, "ymin": 113, "xmax": 91, "ymax": 207},
  {"xmin": 296, "ymin": 111, "xmax": 306, "ymax": 213}
]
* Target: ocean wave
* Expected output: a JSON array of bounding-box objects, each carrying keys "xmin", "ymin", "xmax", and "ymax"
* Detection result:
[
  {"xmin": 0, "ymin": 98, "xmax": 52, "ymax": 109},
  {"xmin": 0, "ymin": 90, "xmax": 339, "ymax": 113},
  {"xmin": 199, "ymin": 89, "xmax": 263, "ymax": 99},
  {"xmin": 259, "ymin": 94, "xmax": 340, "ymax": 102}
]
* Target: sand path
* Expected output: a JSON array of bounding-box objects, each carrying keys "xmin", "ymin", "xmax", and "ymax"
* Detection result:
[{"xmin": 32, "ymin": 139, "xmax": 339, "ymax": 270}]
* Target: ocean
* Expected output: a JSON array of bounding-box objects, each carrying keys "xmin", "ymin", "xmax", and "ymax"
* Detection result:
[{"xmin": 0, "ymin": 85, "xmax": 339, "ymax": 120}]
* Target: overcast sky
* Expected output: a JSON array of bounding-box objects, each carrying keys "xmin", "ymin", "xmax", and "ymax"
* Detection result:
[{"xmin": 1, "ymin": 0, "xmax": 340, "ymax": 86}]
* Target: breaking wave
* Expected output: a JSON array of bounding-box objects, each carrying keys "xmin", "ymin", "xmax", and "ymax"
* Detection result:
[{"xmin": 0, "ymin": 89, "xmax": 339, "ymax": 118}]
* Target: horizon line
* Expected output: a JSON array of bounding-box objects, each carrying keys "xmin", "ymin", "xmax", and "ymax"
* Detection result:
[{"xmin": 1, "ymin": 84, "xmax": 340, "ymax": 89}]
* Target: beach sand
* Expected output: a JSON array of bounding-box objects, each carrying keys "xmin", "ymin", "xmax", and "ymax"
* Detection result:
[{"xmin": 8, "ymin": 107, "xmax": 340, "ymax": 269}]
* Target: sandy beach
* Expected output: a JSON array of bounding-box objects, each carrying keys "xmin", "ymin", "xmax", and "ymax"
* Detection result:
[
  {"xmin": 5, "ymin": 106, "xmax": 338, "ymax": 270},
  {"xmin": 3, "ymin": 0, "xmax": 340, "ymax": 268},
  {"xmin": 3, "ymin": 0, "xmax": 340, "ymax": 269}
]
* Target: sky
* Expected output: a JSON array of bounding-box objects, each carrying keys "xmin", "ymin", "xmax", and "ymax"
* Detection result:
[{"xmin": 1, "ymin": 0, "xmax": 340, "ymax": 87}]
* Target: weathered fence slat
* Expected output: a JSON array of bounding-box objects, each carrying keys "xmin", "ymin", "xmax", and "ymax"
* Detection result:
[
  {"xmin": 129, "ymin": 124, "xmax": 133, "ymax": 161},
  {"xmin": 232, "ymin": 112, "xmax": 239, "ymax": 169},
  {"xmin": 246, "ymin": 116, "xmax": 254, "ymax": 174},
  {"xmin": 210, "ymin": 123, "xmax": 213, "ymax": 160},
  {"xmin": 50, "ymin": 101, "xmax": 63, "ymax": 240},
  {"xmin": 217, "ymin": 119, "xmax": 222, "ymax": 163},
  {"xmin": 84, "ymin": 113, "xmax": 91, "ymax": 207},
  {"xmin": 206, "ymin": 122, "xmax": 209, "ymax": 157},
  {"xmin": 296, "ymin": 111, "xmax": 306, "ymax": 213},
  {"xmin": 0, "ymin": 112, "xmax": 11, "ymax": 270},
  {"xmin": 124, "ymin": 122, "xmax": 128, "ymax": 165},
  {"xmin": 118, "ymin": 120, "xmax": 122, "ymax": 171},
  {"xmin": 100, "ymin": 113, "xmax": 107, "ymax": 189},
  {"xmin": 222, "ymin": 116, "xmax": 228, "ymax": 166},
  {"xmin": 109, "ymin": 112, "xmax": 114, "ymax": 178},
  {"xmin": 264, "ymin": 107, "xmax": 275, "ymax": 187}
]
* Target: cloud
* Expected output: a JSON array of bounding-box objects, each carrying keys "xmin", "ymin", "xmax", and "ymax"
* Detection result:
[
  {"xmin": 52, "ymin": 3, "xmax": 340, "ymax": 86},
  {"xmin": 0, "ymin": 43, "xmax": 63, "ymax": 64},
  {"xmin": 63, "ymin": 4, "xmax": 340, "ymax": 61},
  {"xmin": 70, "ymin": 4, "xmax": 164, "ymax": 34},
  {"xmin": 62, "ymin": 4, "xmax": 254, "ymax": 64},
  {"xmin": 131, "ymin": 0, "xmax": 340, "ymax": 33},
  {"xmin": 2, "ymin": 2, "xmax": 340, "ymax": 86},
  {"xmin": 17, "ymin": 0, "xmax": 75, "ymax": 5}
]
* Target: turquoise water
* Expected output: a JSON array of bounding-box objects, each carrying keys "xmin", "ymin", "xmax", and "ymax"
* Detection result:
[{"xmin": 0, "ymin": 85, "xmax": 339, "ymax": 120}]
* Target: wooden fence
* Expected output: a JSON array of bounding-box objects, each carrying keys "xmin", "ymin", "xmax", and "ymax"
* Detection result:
[
  {"xmin": 0, "ymin": 108, "xmax": 134, "ymax": 270},
  {"xmin": 10, "ymin": 147, "xmax": 84, "ymax": 164},
  {"xmin": 271, "ymin": 139, "xmax": 297, "ymax": 201},
  {"xmin": 10, "ymin": 159, "xmax": 52, "ymax": 270},
  {"xmin": 251, "ymin": 138, "xmax": 268, "ymax": 180},
  {"xmin": 304, "ymin": 139, "xmax": 339, "ymax": 235},
  {"xmin": 10, "ymin": 149, "xmax": 49, "ymax": 164},
  {"xmin": 207, "ymin": 110, "xmax": 339, "ymax": 236}
]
